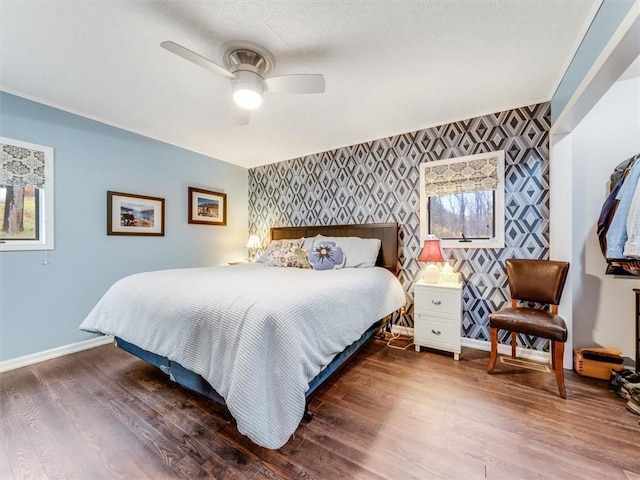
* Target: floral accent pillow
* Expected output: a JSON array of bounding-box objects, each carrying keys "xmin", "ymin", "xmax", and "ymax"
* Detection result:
[
  {"xmin": 308, "ymin": 241, "xmax": 345, "ymax": 271},
  {"xmin": 290, "ymin": 248, "xmax": 312, "ymax": 269},
  {"xmin": 265, "ymin": 238, "xmax": 305, "ymax": 267}
]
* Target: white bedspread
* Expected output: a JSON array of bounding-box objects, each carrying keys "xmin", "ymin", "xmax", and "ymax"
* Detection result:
[{"xmin": 80, "ymin": 263, "xmax": 405, "ymax": 449}]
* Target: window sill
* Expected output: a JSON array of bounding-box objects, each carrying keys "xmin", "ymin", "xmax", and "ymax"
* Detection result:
[
  {"xmin": 0, "ymin": 242, "xmax": 54, "ymax": 252},
  {"xmin": 442, "ymin": 239, "xmax": 504, "ymax": 249}
]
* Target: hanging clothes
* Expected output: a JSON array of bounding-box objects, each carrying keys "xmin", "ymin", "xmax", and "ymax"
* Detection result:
[
  {"xmin": 606, "ymin": 157, "xmax": 640, "ymax": 259},
  {"xmin": 597, "ymin": 153, "xmax": 640, "ymax": 276},
  {"xmin": 623, "ymin": 180, "xmax": 640, "ymax": 257},
  {"xmin": 598, "ymin": 175, "xmax": 624, "ymax": 257}
]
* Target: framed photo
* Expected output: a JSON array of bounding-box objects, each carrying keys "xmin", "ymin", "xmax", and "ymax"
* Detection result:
[
  {"xmin": 188, "ymin": 187, "xmax": 227, "ymax": 226},
  {"xmin": 107, "ymin": 191, "xmax": 165, "ymax": 236}
]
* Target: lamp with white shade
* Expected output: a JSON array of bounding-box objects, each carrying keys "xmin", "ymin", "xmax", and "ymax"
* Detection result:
[{"xmin": 245, "ymin": 234, "xmax": 261, "ymax": 262}]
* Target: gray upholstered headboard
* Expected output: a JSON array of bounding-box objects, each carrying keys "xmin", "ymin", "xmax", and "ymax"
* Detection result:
[{"xmin": 270, "ymin": 223, "xmax": 398, "ymax": 273}]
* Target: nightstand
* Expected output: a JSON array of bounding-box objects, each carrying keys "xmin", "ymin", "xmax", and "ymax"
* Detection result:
[{"xmin": 413, "ymin": 281, "xmax": 463, "ymax": 360}]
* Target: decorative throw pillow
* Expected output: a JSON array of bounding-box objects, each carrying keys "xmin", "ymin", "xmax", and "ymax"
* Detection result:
[
  {"xmin": 290, "ymin": 248, "xmax": 312, "ymax": 269},
  {"xmin": 265, "ymin": 238, "xmax": 305, "ymax": 267},
  {"xmin": 312, "ymin": 235, "xmax": 381, "ymax": 268},
  {"xmin": 308, "ymin": 242, "xmax": 345, "ymax": 271},
  {"xmin": 257, "ymin": 236, "xmax": 318, "ymax": 263}
]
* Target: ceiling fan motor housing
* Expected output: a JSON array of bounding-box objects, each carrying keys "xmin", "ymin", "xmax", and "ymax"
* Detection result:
[{"xmin": 224, "ymin": 46, "xmax": 274, "ymax": 76}]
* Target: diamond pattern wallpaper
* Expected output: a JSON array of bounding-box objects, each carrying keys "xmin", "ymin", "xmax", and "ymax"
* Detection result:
[{"xmin": 249, "ymin": 103, "xmax": 551, "ymax": 351}]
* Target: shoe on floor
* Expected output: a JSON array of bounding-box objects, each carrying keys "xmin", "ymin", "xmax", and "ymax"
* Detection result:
[
  {"xmin": 619, "ymin": 370, "xmax": 640, "ymax": 382},
  {"xmin": 626, "ymin": 397, "xmax": 640, "ymax": 416}
]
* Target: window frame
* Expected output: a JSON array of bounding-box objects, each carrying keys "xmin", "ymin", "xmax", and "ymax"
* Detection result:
[
  {"xmin": 0, "ymin": 137, "xmax": 54, "ymax": 252},
  {"xmin": 419, "ymin": 150, "xmax": 505, "ymax": 249}
]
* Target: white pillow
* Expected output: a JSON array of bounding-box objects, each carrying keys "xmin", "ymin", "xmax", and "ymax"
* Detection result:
[
  {"xmin": 302, "ymin": 235, "xmax": 317, "ymax": 251},
  {"xmin": 312, "ymin": 235, "xmax": 381, "ymax": 268}
]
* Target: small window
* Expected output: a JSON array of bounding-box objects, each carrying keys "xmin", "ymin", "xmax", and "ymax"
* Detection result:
[
  {"xmin": 0, "ymin": 137, "xmax": 54, "ymax": 251},
  {"xmin": 420, "ymin": 151, "xmax": 505, "ymax": 249},
  {"xmin": 428, "ymin": 190, "xmax": 495, "ymax": 240}
]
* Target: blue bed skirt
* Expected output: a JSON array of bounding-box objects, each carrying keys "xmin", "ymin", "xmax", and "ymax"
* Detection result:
[{"xmin": 114, "ymin": 318, "xmax": 384, "ymax": 406}]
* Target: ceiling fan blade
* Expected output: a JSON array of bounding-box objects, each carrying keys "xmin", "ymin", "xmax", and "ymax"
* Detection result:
[
  {"xmin": 264, "ymin": 74, "xmax": 325, "ymax": 94},
  {"xmin": 232, "ymin": 106, "xmax": 251, "ymax": 126},
  {"xmin": 160, "ymin": 41, "xmax": 235, "ymax": 80}
]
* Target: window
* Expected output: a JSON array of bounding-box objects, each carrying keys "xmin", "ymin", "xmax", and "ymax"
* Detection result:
[
  {"xmin": 420, "ymin": 151, "xmax": 505, "ymax": 249},
  {"xmin": 0, "ymin": 137, "xmax": 54, "ymax": 251},
  {"xmin": 428, "ymin": 190, "xmax": 495, "ymax": 239}
]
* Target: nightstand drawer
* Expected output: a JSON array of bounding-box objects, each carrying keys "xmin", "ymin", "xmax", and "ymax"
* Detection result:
[
  {"xmin": 414, "ymin": 314, "xmax": 460, "ymax": 348},
  {"xmin": 414, "ymin": 287, "xmax": 459, "ymax": 316}
]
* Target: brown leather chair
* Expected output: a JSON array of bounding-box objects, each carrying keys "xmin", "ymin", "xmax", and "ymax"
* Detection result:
[{"xmin": 487, "ymin": 259, "xmax": 570, "ymax": 398}]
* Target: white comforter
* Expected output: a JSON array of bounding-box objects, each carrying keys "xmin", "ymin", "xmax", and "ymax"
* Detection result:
[{"xmin": 80, "ymin": 263, "xmax": 405, "ymax": 449}]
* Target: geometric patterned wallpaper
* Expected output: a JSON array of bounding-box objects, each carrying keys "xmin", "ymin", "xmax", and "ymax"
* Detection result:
[{"xmin": 249, "ymin": 102, "xmax": 551, "ymax": 350}]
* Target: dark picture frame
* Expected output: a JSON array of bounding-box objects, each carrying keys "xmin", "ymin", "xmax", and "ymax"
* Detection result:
[
  {"xmin": 107, "ymin": 191, "xmax": 165, "ymax": 236},
  {"xmin": 188, "ymin": 187, "xmax": 227, "ymax": 226}
]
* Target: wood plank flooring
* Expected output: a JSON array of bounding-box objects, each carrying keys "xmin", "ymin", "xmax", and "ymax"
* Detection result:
[{"xmin": 1, "ymin": 341, "xmax": 638, "ymax": 480}]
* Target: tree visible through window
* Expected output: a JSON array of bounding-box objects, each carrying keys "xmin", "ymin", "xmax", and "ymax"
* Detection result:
[
  {"xmin": 428, "ymin": 190, "xmax": 494, "ymax": 240},
  {"xmin": 0, "ymin": 186, "xmax": 40, "ymax": 240}
]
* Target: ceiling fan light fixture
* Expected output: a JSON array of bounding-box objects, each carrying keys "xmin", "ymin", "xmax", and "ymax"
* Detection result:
[
  {"xmin": 232, "ymin": 70, "xmax": 264, "ymax": 110},
  {"xmin": 233, "ymin": 88, "xmax": 262, "ymax": 110}
]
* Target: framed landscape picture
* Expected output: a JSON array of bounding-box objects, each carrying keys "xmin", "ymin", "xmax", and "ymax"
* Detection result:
[
  {"xmin": 107, "ymin": 191, "xmax": 165, "ymax": 236},
  {"xmin": 188, "ymin": 187, "xmax": 227, "ymax": 226}
]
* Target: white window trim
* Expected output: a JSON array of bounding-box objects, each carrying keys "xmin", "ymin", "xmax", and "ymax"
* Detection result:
[
  {"xmin": 419, "ymin": 150, "xmax": 505, "ymax": 249},
  {"xmin": 0, "ymin": 137, "xmax": 54, "ymax": 252}
]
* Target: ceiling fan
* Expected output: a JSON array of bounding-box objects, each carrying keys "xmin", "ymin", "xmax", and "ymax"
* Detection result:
[{"xmin": 160, "ymin": 40, "xmax": 326, "ymax": 125}]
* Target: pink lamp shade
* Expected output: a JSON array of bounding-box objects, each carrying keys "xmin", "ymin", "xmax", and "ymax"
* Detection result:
[
  {"xmin": 417, "ymin": 238, "xmax": 447, "ymax": 263},
  {"xmin": 417, "ymin": 238, "xmax": 447, "ymax": 284}
]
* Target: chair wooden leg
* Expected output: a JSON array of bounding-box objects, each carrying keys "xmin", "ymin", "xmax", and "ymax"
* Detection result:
[
  {"xmin": 511, "ymin": 332, "xmax": 517, "ymax": 357},
  {"xmin": 488, "ymin": 327, "xmax": 498, "ymax": 373},
  {"xmin": 553, "ymin": 341, "xmax": 566, "ymax": 399},
  {"xmin": 551, "ymin": 340, "xmax": 556, "ymax": 370}
]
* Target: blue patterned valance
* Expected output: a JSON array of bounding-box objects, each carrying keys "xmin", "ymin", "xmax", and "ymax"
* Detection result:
[{"xmin": 0, "ymin": 141, "xmax": 46, "ymax": 188}]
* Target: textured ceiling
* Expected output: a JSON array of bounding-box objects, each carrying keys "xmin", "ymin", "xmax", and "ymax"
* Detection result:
[{"xmin": 0, "ymin": 1, "xmax": 599, "ymax": 168}]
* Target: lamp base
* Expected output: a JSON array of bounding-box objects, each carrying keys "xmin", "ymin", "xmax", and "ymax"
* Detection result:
[{"xmin": 422, "ymin": 264, "xmax": 440, "ymax": 284}]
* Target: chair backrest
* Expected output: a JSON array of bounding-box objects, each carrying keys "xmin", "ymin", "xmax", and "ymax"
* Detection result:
[{"xmin": 506, "ymin": 259, "xmax": 570, "ymax": 305}]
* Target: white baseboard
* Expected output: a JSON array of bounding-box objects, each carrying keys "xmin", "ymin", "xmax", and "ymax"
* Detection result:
[
  {"xmin": 0, "ymin": 335, "xmax": 114, "ymax": 373},
  {"xmin": 461, "ymin": 337, "xmax": 551, "ymax": 363},
  {"xmin": 391, "ymin": 325, "xmax": 551, "ymax": 364}
]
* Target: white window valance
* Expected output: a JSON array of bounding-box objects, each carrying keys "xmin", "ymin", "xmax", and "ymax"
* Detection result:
[
  {"xmin": 424, "ymin": 155, "xmax": 498, "ymax": 196},
  {"xmin": 0, "ymin": 142, "xmax": 46, "ymax": 188}
]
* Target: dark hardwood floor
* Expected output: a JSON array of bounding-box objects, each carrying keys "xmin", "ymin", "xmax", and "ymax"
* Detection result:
[{"xmin": 1, "ymin": 340, "xmax": 638, "ymax": 480}]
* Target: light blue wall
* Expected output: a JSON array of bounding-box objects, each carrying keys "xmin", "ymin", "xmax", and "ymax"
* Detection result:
[
  {"xmin": 551, "ymin": 0, "xmax": 635, "ymax": 123},
  {"xmin": 0, "ymin": 92, "xmax": 248, "ymax": 362}
]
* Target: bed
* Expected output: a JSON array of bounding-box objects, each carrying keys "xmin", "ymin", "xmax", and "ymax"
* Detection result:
[{"xmin": 80, "ymin": 223, "xmax": 405, "ymax": 449}]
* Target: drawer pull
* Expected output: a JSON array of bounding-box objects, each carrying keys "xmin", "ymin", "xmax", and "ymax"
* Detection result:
[
  {"xmin": 431, "ymin": 300, "xmax": 442, "ymax": 305},
  {"xmin": 431, "ymin": 329, "xmax": 441, "ymax": 335}
]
